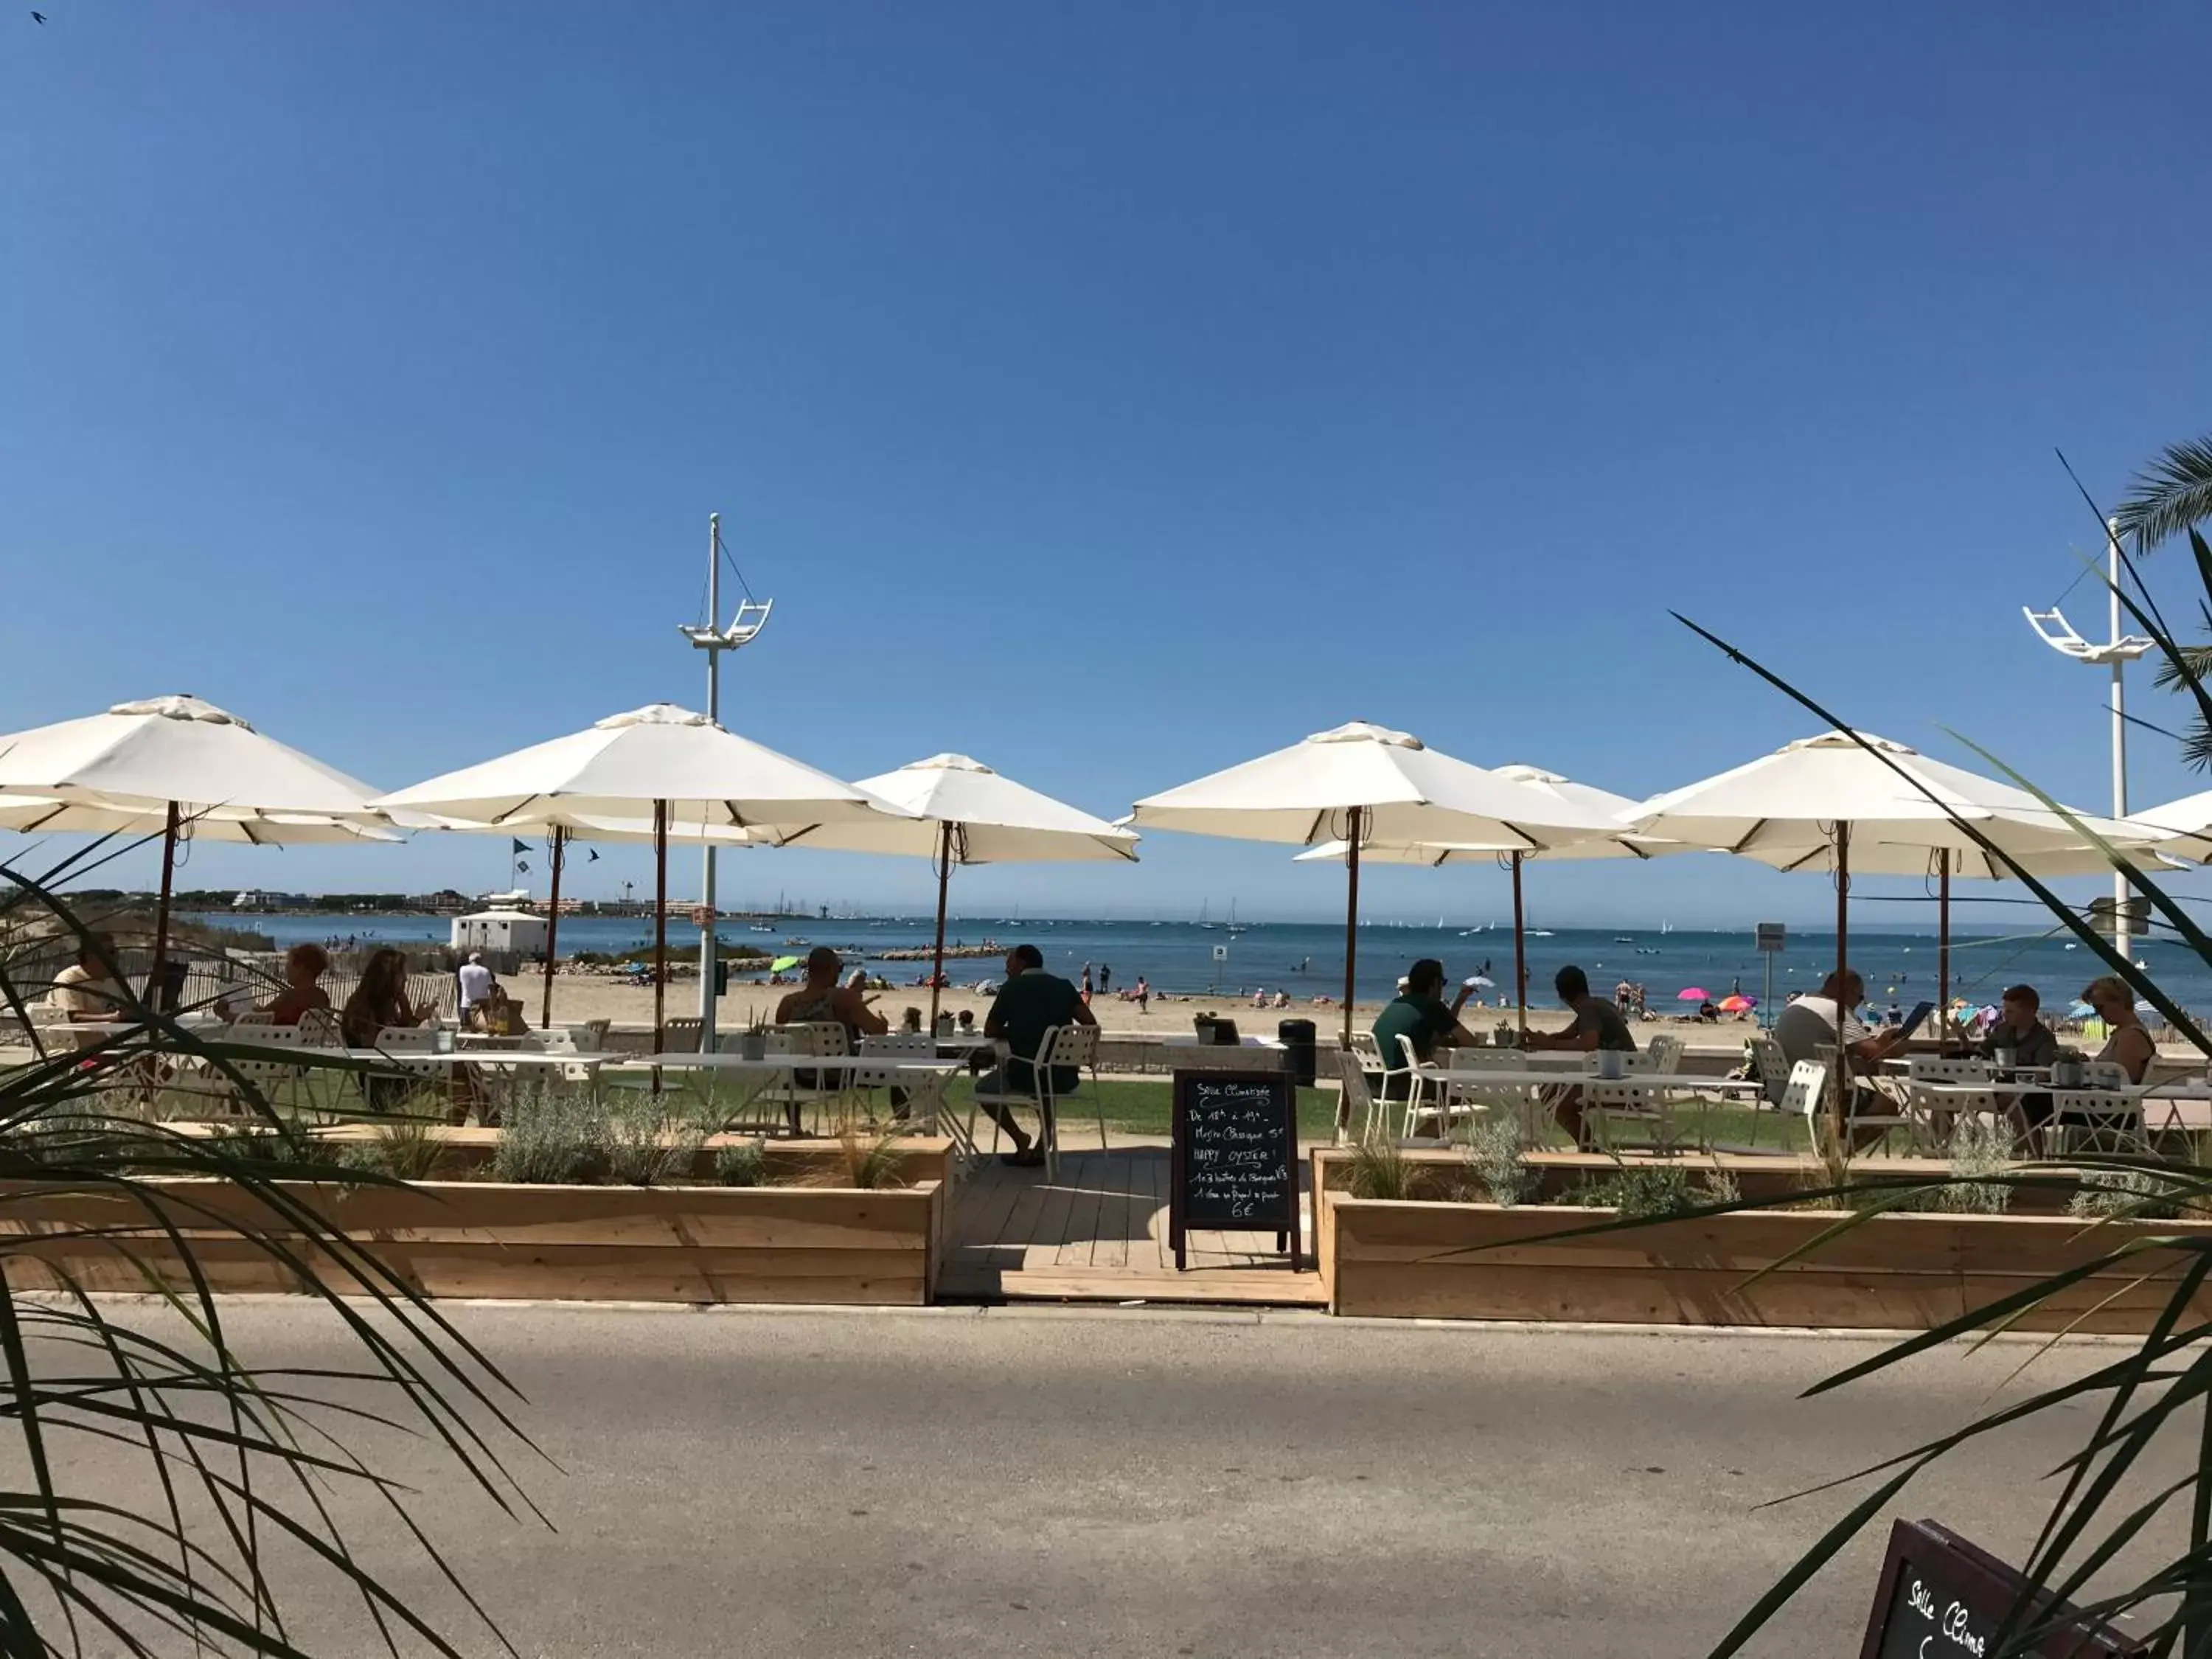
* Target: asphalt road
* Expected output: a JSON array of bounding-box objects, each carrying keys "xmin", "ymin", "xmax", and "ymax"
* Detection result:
[{"xmin": 29, "ymin": 1303, "xmax": 2183, "ymax": 1658}]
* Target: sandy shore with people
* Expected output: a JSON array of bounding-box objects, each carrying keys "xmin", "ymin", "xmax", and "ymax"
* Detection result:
[{"xmin": 515, "ymin": 970, "xmax": 1748, "ymax": 1047}]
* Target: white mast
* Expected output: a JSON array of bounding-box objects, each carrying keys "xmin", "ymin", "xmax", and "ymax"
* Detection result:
[{"xmin": 681, "ymin": 512, "xmax": 773, "ymax": 1044}]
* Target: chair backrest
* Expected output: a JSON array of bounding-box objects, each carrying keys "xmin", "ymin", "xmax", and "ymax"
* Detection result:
[
  {"xmin": 1335, "ymin": 1048, "xmax": 1376, "ymax": 1116},
  {"xmin": 1779, "ymin": 1060, "xmax": 1827, "ymax": 1120},
  {"xmin": 523, "ymin": 1029, "xmax": 580, "ymax": 1055},
  {"xmin": 1044, "ymin": 1023, "xmax": 1099, "ymax": 1070},
  {"xmin": 232, "ymin": 1011, "xmax": 277, "ymax": 1030},
  {"xmin": 577, "ymin": 1018, "xmax": 612, "ymax": 1051},
  {"xmin": 1646, "ymin": 1034, "xmax": 1684, "ymax": 1074},
  {"xmin": 1395, "ymin": 1032, "xmax": 1427, "ymax": 1071},
  {"xmin": 1348, "ymin": 1031, "xmax": 1383, "ymax": 1068},
  {"xmin": 296, "ymin": 1008, "xmax": 344, "ymax": 1048},
  {"xmin": 859, "ymin": 1032, "xmax": 937, "ymax": 1057},
  {"xmin": 374, "ymin": 1026, "xmax": 440, "ymax": 1053},
  {"xmin": 1748, "ymin": 1034, "xmax": 1788, "ymax": 1103},
  {"xmin": 1444, "ymin": 1049, "xmax": 1522, "ymax": 1071},
  {"xmin": 662, "ymin": 1018, "xmax": 704, "ymax": 1054},
  {"xmin": 770, "ymin": 1021, "xmax": 848, "ymax": 1058},
  {"xmin": 2084, "ymin": 1060, "xmax": 2128, "ymax": 1091}
]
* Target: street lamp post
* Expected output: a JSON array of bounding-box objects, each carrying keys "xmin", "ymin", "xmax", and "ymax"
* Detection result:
[
  {"xmin": 679, "ymin": 513, "xmax": 773, "ymax": 1048},
  {"xmin": 2023, "ymin": 516, "xmax": 2154, "ymax": 960}
]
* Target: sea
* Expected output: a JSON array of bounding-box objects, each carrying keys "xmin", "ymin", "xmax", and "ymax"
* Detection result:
[{"xmin": 181, "ymin": 913, "xmax": 2207, "ymax": 1018}]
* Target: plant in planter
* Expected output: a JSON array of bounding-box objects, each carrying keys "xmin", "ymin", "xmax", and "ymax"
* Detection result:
[
  {"xmin": 1464, "ymin": 1113, "xmax": 1534, "ymax": 1207},
  {"xmin": 1346, "ymin": 1130, "xmax": 1414, "ymax": 1200},
  {"xmin": 827, "ymin": 1123, "xmax": 909, "ymax": 1190},
  {"xmin": 1677, "ymin": 433, "xmax": 2212, "ymax": 1656},
  {"xmin": 740, "ymin": 1011, "xmax": 770, "ymax": 1062},
  {"xmin": 493, "ymin": 1085, "xmax": 608, "ymax": 1184},
  {"xmin": 605, "ymin": 1091, "xmax": 704, "ymax": 1187},
  {"xmin": 714, "ymin": 1136, "xmax": 770, "ymax": 1187}
]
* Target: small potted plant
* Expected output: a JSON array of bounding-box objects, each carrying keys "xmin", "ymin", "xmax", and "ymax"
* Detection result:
[{"xmin": 740, "ymin": 1010, "xmax": 770, "ymax": 1062}]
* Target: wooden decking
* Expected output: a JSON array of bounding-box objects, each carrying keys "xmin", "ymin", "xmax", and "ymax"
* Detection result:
[{"xmin": 939, "ymin": 1139, "xmax": 1324, "ymax": 1306}]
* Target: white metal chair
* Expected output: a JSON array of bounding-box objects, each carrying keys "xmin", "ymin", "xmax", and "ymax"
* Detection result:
[
  {"xmin": 1578, "ymin": 1051, "xmax": 1671, "ymax": 1152},
  {"xmin": 661, "ymin": 1018, "xmax": 705, "ymax": 1055},
  {"xmin": 1781, "ymin": 1060, "xmax": 1829, "ymax": 1152},
  {"xmin": 753, "ymin": 1023, "xmax": 852, "ymax": 1135},
  {"xmin": 1905, "ymin": 1057, "xmax": 1992, "ymax": 1084},
  {"xmin": 1393, "ymin": 1034, "xmax": 1449, "ymax": 1140},
  {"xmin": 2051, "ymin": 1062, "xmax": 2147, "ymax": 1154},
  {"xmin": 1427, "ymin": 1048, "xmax": 1533, "ymax": 1142},
  {"xmin": 1336, "ymin": 1049, "xmax": 1388, "ymax": 1144},
  {"xmin": 853, "ymin": 1032, "xmax": 966, "ymax": 1152},
  {"xmin": 1645, "ymin": 1034, "xmax": 1684, "ymax": 1075},
  {"xmin": 1747, "ymin": 1033, "xmax": 1790, "ymax": 1107},
  {"xmin": 973, "ymin": 1023, "xmax": 1102, "ymax": 1179}
]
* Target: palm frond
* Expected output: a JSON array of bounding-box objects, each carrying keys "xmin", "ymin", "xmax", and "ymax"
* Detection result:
[{"xmin": 2114, "ymin": 434, "xmax": 2212, "ymax": 552}]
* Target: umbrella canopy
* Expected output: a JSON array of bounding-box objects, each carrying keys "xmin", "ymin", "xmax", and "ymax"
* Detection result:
[
  {"xmin": 1625, "ymin": 731, "xmax": 2171, "ymax": 860},
  {"xmin": 1718, "ymin": 995, "xmax": 1756, "ymax": 1012},
  {"xmin": 1130, "ymin": 723, "xmax": 1623, "ymax": 849},
  {"xmin": 0, "ymin": 796, "xmax": 400, "ymax": 844},
  {"xmin": 767, "ymin": 754, "xmax": 1138, "ymax": 864},
  {"xmin": 769, "ymin": 955, "xmax": 801, "ymax": 973},
  {"xmin": 1133, "ymin": 724, "xmax": 1621, "ymax": 1054},
  {"xmin": 376, "ymin": 703, "xmax": 906, "ymax": 1054},
  {"xmin": 0, "ymin": 695, "xmax": 384, "ymax": 822},
  {"xmin": 372, "ymin": 703, "xmax": 892, "ymax": 832},
  {"xmin": 0, "ymin": 695, "xmax": 391, "ymax": 995},
  {"xmin": 746, "ymin": 754, "xmax": 1137, "ymax": 1026},
  {"xmin": 1677, "ymin": 987, "xmax": 1709, "ymax": 1002}
]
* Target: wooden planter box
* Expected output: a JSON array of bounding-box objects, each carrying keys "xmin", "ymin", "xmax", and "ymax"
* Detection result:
[
  {"xmin": 1318, "ymin": 1189, "xmax": 2212, "ymax": 1332},
  {"xmin": 1310, "ymin": 1147, "xmax": 2114, "ymax": 1217},
  {"xmin": 0, "ymin": 1177, "xmax": 945, "ymax": 1307}
]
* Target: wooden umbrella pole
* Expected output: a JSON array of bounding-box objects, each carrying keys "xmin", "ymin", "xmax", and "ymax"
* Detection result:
[
  {"xmin": 653, "ymin": 801, "xmax": 669, "ymax": 1074},
  {"xmin": 1937, "ymin": 848, "xmax": 1950, "ymax": 1049},
  {"xmin": 1512, "ymin": 851, "xmax": 1528, "ymax": 1040},
  {"xmin": 929, "ymin": 821, "xmax": 953, "ymax": 1031},
  {"xmin": 540, "ymin": 827, "xmax": 564, "ymax": 1030},
  {"xmin": 148, "ymin": 800, "xmax": 181, "ymax": 1013},
  {"xmin": 1341, "ymin": 807, "xmax": 1363, "ymax": 1050},
  {"xmin": 1832, "ymin": 821, "xmax": 1851, "ymax": 1147}
]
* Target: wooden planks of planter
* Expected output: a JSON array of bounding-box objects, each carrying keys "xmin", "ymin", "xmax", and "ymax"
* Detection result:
[
  {"xmin": 1309, "ymin": 1147, "xmax": 2115, "ymax": 1217},
  {"xmin": 1323, "ymin": 1192, "xmax": 2212, "ymax": 1332},
  {"xmin": 0, "ymin": 1178, "xmax": 942, "ymax": 1306}
]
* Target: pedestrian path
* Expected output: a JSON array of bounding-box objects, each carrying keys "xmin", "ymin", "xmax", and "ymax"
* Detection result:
[{"xmin": 939, "ymin": 1139, "xmax": 1324, "ymax": 1306}]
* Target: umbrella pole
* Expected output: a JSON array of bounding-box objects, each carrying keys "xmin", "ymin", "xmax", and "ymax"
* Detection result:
[
  {"xmin": 929, "ymin": 821, "xmax": 951, "ymax": 1032},
  {"xmin": 1512, "ymin": 851, "xmax": 1528, "ymax": 1041},
  {"xmin": 149, "ymin": 800, "xmax": 180, "ymax": 1012},
  {"xmin": 1341, "ymin": 808, "xmax": 1363, "ymax": 1051},
  {"xmin": 1831, "ymin": 821, "xmax": 1851, "ymax": 1149},
  {"xmin": 653, "ymin": 801, "xmax": 668, "ymax": 1079},
  {"xmin": 540, "ymin": 827, "xmax": 564, "ymax": 1030},
  {"xmin": 1938, "ymin": 849, "xmax": 1950, "ymax": 1050}
]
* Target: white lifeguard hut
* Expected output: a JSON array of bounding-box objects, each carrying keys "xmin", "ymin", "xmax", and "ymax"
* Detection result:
[{"xmin": 450, "ymin": 909, "xmax": 549, "ymax": 956}]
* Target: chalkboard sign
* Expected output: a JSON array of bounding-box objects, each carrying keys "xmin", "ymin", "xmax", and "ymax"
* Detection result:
[
  {"xmin": 1169, "ymin": 1069, "xmax": 1300, "ymax": 1271},
  {"xmin": 1860, "ymin": 1520, "xmax": 2146, "ymax": 1658}
]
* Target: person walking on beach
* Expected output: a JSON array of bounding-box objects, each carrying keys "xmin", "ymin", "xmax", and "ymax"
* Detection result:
[
  {"xmin": 1080, "ymin": 962, "xmax": 1093, "ymax": 1003},
  {"xmin": 457, "ymin": 952, "xmax": 496, "ymax": 1024},
  {"xmin": 1098, "ymin": 964, "xmax": 1111, "ymax": 995},
  {"xmin": 1135, "ymin": 975, "xmax": 1150, "ymax": 1013}
]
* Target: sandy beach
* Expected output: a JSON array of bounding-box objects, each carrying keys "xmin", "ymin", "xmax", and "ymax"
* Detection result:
[{"xmin": 518, "ymin": 970, "xmax": 1751, "ymax": 1048}]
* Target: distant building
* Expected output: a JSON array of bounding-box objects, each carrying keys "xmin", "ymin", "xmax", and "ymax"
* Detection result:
[
  {"xmin": 230, "ymin": 890, "xmax": 305, "ymax": 911},
  {"xmin": 450, "ymin": 910, "xmax": 550, "ymax": 956}
]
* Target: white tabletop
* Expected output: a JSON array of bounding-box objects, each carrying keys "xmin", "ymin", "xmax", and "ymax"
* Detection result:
[
  {"xmin": 1163, "ymin": 1035, "xmax": 1288, "ymax": 1050},
  {"xmin": 1421, "ymin": 1064, "xmax": 1767, "ymax": 1093},
  {"xmin": 605, "ymin": 1053, "xmax": 963, "ymax": 1075}
]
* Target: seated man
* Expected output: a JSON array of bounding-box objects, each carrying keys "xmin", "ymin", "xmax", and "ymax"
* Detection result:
[
  {"xmin": 50, "ymin": 933, "xmax": 127, "ymax": 1024},
  {"xmin": 1775, "ymin": 968, "xmax": 1911, "ymax": 1148},
  {"xmin": 1370, "ymin": 959, "xmax": 1478, "ymax": 1101},
  {"xmin": 1978, "ymin": 981, "xmax": 2059, "ymax": 1141},
  {"xmin": 1522, "ymin": 964, "xmax": 1638, "ymax": 1144},
  {"xmin": 259, "ymin": 942, "xmax": 333, "ymax": 1026},
  {"xmin": 972, "ymin": 944, "xmax": 1096, "ymax": 1168}
]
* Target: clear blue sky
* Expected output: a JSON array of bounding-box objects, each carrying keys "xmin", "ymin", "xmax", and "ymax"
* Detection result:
[{"xmin": 5, "ymin": 2, "xmax": 2209, "ymax": 926}]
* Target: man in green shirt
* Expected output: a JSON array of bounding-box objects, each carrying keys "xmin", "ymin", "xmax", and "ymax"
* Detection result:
[
  {"xmin": 1371, "ymin": 959, "xmax": 1480, "ymax": 1101},
  {"xmin": 975, "ymin": 944, "xmax": 1097, "ymax": 1166},
  {"xmin": 1523, "ymin": 964, "xmax": 1639, "ymax": 1144}
]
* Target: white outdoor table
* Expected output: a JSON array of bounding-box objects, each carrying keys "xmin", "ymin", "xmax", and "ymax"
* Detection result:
[
  {"xmin": 1161, "ymin": 1035, "xmax": 1288, "ymax": 1051},
  {"xmin": 607, "ymin": 1053, "xmax": 961, "ymax": 1077},
  {"xmin": 1419, "ymin": 1065, "xmax": 1767, "ymax": 1093}
]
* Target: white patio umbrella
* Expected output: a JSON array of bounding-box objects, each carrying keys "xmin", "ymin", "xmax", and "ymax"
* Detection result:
[
  {"xmin": 0, "ymin": 695, "xmax": 389, "ymax": 996},
  {"xmin": 1626, "ymin": 731, "xmax": 2184, "ymax": 1018},
  {"xmin": 740, "ymin": 754, "xmax": 1138, "ymax": 1026},
  {"xmin": 375, "ymin": 703, "xmax": 902, "ymax": 1048},
  {"xmin": 1129, "ymin": 723, "xmax": 1621, "ymax": 1045},
  {"xmin": 1292, "ymin": 765, "xmax": 1691, "ymax": 1032}
]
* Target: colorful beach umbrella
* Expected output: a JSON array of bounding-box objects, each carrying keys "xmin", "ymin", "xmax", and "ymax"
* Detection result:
[
  {"xmin": 769, "ymin": 955, "xmax": 802, "ymax": 973},
  {"xmin": 1718, "ymin": 995, "xmax": 1756, "ymax": 1012},
  {"xmin": 1677, "ymin": 987, "xmax": 1710, "ymax": 1002}
]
